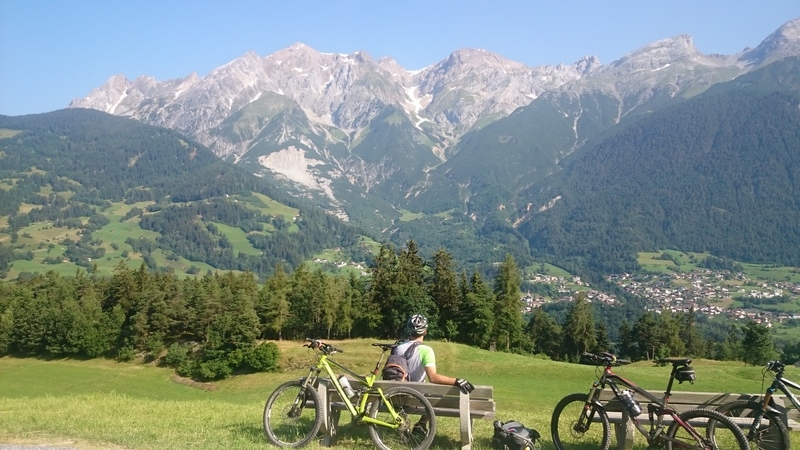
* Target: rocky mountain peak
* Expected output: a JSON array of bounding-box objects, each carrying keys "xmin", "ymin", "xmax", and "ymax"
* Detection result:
[
  {"xmin": 573, "ymin": 55, "xmax": 602, "ymax": 76},
  {"xmin": 740, "ymin": 17, "xmax": 800, "ymax": 67},
  {"xmin": 601, "ymin": 34, "xmax": 700, "ymax": 75}
]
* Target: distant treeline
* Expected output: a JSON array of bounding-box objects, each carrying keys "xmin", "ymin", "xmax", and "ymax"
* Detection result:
[{"xmin": 0, "ymin": 240, "xmax": 793, "ymax": 381}]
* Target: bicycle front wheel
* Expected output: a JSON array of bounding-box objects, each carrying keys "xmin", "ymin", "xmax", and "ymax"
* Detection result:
[
  {"xmin": 714, "ymin": 400, "xmax": 789, "ymax": 450},
  {"xmin": 666, "ymin": 408, "xmax": 749, "ymax": 450},
  {"xmin": 368, "ymin": 385, "xmax": 437, "ymax": 450},
  {"xmin": 263, "ymin": 380, "xmax": 323, "ymax": 448},
  {"xmin": 550, "ymin": 392, "xmax": 611, "ymax": 450}
]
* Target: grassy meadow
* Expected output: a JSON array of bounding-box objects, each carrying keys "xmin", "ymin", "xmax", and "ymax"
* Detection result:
[{"xmin": 1, "ymin": 340, "xmax": 799, "ymax": 449}]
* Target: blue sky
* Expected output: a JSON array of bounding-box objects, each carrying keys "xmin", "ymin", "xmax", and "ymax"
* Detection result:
[{"xmin": 1, "ymin": 1, "xmax": 799, "ymax": 116}]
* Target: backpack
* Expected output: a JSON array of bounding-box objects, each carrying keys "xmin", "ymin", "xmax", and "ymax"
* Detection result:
[
  {"xmin": 381, "ymin": 341, "xmax": 420, "ymax": 381},
  {"xmin": 491, "ymin": 420, "xmax": 540, "ymax": 450}
]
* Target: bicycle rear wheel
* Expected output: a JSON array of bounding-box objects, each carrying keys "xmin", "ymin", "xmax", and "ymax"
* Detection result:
[
  {"xmin": 550, "ymin": 392, "xmax": 611, "ymax": 450},
  {"xmin": 368, "ymin": 385, "xmax": 436, "ymax": 450},
  {"xmin": 715, "ymin": 400, "xmax": 789, "ymax": 450},
  {"xmin": 666, "ymin": 408, "xmax": 749, "ymax": 450},
  {"xmin": 263, "ymin": 380, "xmax": 323, "ymax": 448}
]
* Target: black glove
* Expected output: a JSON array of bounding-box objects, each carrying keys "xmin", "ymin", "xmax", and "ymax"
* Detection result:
[{"xmin": 454, "ymin": 378, "xmax": 475, "ymax": 394}]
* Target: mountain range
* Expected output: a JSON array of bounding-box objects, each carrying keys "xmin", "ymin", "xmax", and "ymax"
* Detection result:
[{"xmin": 56, "ymin": 17, "xmax": 800, "ymax": 272}]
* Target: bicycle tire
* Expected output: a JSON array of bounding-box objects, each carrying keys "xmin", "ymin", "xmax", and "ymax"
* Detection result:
[
  {"xmin": 714, "ymin": 399, "xmax": 789, "ymax": 450},
  {"xmin": 368, "ymin": 385, "xmax": 437, "ymax": 450},
  {"xmin": 665, "ymin": 407, "xmax": 749, "ymax": 450},
  {"xmin": 550, "ymin": 392, "xmax": 611, "ymax": 450},
  {"xmin": 263, "ymin": 379, "xmax": 323, "ymax": 448}
]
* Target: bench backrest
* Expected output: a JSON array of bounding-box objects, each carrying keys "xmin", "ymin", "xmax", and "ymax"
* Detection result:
[{"xmin": 329, "ymin": 378, "xmax": 496, "ymax": 419}]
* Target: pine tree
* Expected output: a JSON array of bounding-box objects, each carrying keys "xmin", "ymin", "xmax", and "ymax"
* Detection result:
[
  {"xmin": 492, "ymin": 254, "xmax": 524, "ymax": 351},
  {"xmin": 369, "ymin": 243, "xmax": 401, "ymax": 337},
  {"xmin": 658, "ymin": 312, "xmax": 686, "ymax": 358},
  {"xmin": 715, "ymin": 325, "xmax": 742, "ymax": 361},
  {"xmin": 286, "ymin": 262, "xmax": 314, "ymax": 339},
  {"xmin": 105, "ymin": 261, "xmax": 137, "ymax": 312},
  {"xmin": 679, "ymin": 308, "xmax": 706, "ymax": 357},
  {"xmin": 349, "ymin": 270, "xmax": 378, "ymax": 338},
  {"xmin": 632, "ymin": 312, "xmax": 660, "ymax": 360},
  {"xmin": 335, "ymin": 273, "xmax": 356, "ymax": 338},
  {"xmin": 741, "ymin": 320, "xmax": 777, "ymax": 366},
  {"xmin": 561, "ymin": 293, "xmax": 597, "ymax": 361},
  {"xmin": 593, "ymin": 321, "xmax": 611, "ymax": 354},
  {"xmin": 429, "ymin": 248, "xmax": 460, "ymax": 341},
  {"xmin": 458, "ymin": 271, "xmax": 494, "ymax": 348},
  {"xmin": 321, "ymin": 272, "xmax": 343, "ymax": 339},
  {"xmin": 617, "ymin": 320, "xmax": 636, "ymax": 360},
  {"xmin": 259, "ymin": 264, "xmax": 291, "ymax": 340},
  {"xmin": 526, "ymin": 307, "xmax": 561, "ymax": 358}
]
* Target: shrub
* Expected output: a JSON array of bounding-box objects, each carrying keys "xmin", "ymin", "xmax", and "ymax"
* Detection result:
[
  {"xmin": 163, "ymin": 342, "xmax": 191, "ymax": 368},
  {"xmin": 176, "ymin": 359, "xmax": 197, "ymax": 378},
  {"xmin": 226, "ymin": 348, "xmax": 245, "ymax": 368},
  {"xmin": 145, "ymin": 336, "xmax": 164, "ymax": 363},
  {"xmin": 116, "ymin": 345, "xmax": 136, "ymax": 362},
  {"xmin": 245, "ymin": 342, "xmax": 280, "ymax": 372},
  {"xmin": 196, "ymin": 359, "xmax": 232, "ymax": 381}
]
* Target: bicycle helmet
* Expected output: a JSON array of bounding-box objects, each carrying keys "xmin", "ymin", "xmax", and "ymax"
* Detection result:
[{"xmin": 406, "ymin": 314, "xmax": 428, "ymax": 336}]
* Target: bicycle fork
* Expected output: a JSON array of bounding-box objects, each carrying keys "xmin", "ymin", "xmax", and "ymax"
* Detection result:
[
  {"xmin": 575, "ymin": 382, "xmax": 603, "ymax": 432},
  {"xmin": 745, "ymin": 386, "xmax": 777, "ymax": 441},
  {"xmin": 289, "ymin": 367, "xmax": 322, "ymax": 418}
]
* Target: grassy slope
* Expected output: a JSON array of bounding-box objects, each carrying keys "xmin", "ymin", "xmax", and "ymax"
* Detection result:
[
  {"xmin": 0, "ymin": 190, "xmax": 305, "ymax": 280},
  {"xmin": 1, "ymin": 340, "xmax": 798, "ymax": 449}
]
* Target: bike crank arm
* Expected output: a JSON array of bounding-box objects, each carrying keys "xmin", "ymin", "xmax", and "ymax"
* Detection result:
[{"xmin": 655, "ymin": 433, "xmax": 711, "ymax": 450}]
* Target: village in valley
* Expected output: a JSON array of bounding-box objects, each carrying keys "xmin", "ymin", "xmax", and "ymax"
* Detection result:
[{"xmin": 521, "ymin": 268, "xmax": 800, "ymax": 328}]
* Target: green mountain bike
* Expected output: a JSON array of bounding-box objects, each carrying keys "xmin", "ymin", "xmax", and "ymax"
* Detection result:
[{"xmin": 263, "ymin": 339, "xmax": 436, "ymax": 449}]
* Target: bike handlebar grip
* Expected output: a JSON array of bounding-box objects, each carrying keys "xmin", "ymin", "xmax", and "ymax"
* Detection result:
[
  {"xmin": 767, "ymin": 360, "xmax": 784, "ymax": 371},
  {"xmin": 617, "ymin": 359, "xmax": 632, "ymax": 365},
  {"xmin": 305, "ymin": 339, "xmax": 322, "ymax": 349}
]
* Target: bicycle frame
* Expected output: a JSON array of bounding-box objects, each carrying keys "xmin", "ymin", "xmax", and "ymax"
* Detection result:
[
  {"xmin": 298, "ymin": 344, "xmax": 403, "ymax": 429},
  {"xmin": 586, "ymin": 360, "xmax": 708, "ymax": 446}
]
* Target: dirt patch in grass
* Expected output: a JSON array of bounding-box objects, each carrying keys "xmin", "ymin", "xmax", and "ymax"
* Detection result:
[{"xmin": 170, "ymin": 375, "xmax": 218, "ymax": 391}]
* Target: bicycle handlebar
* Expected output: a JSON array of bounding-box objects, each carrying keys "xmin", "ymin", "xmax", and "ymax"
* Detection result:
[
  {"xmin": 767, "ymin": 360, "xmax": 785, "ymax": 372},
  {"xmin": 304, "ymin": 338, "xmax": 342, "ymax": 355},
  {"xmin": 582, "ymin": 352, "xmax": 631, "ymax": 366}
]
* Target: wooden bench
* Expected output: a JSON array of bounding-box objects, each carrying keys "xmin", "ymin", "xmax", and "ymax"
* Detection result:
[
  {"xmin": 594, "ymin": 390, "xmax": 800, "ymax": 450},
  {"xmin": 314, "ymin": 378, "xmax": 495, "ymax": 450}
]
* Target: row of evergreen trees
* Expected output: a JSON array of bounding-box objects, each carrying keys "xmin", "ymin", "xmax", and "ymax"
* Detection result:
[{"xmin": 0, "ymin": 240, "xmax": 785, "ymax": 380}]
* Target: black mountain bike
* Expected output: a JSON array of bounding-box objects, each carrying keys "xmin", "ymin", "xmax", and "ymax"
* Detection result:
[
  {"xmin": 550, "ymin": 352, "xmax": 749, "ymax": 450},
  {"xmin": 713, "ymin": 360, "xmax": 795, "ymax": 450}
]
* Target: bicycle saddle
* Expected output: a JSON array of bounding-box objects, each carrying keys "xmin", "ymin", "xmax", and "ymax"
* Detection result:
[
  {"xmin": 372, "ymin": 343, "xmax": 399, "ymax": 351},
  {"xmin": 658, "ymin": 357, "xmax": 692, "ymax": 366}
]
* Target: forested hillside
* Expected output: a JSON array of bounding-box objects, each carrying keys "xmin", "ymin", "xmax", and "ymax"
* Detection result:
[
  {"xmin": 518, "ymin": 57, "xmax": 800, "ymax": 274},
  {"xmin": 0, "ymin": 109, "xmax": 366, "ymax": 279}
]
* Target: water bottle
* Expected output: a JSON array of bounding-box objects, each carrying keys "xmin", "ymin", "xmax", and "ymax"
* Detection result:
[
  {"xmin": 338, "ymin": 375, "xmax": 356, "ymax": 399},
  {"xmin": 619, "ymin": 389, "xmax": 642, "ymax": 416}
]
